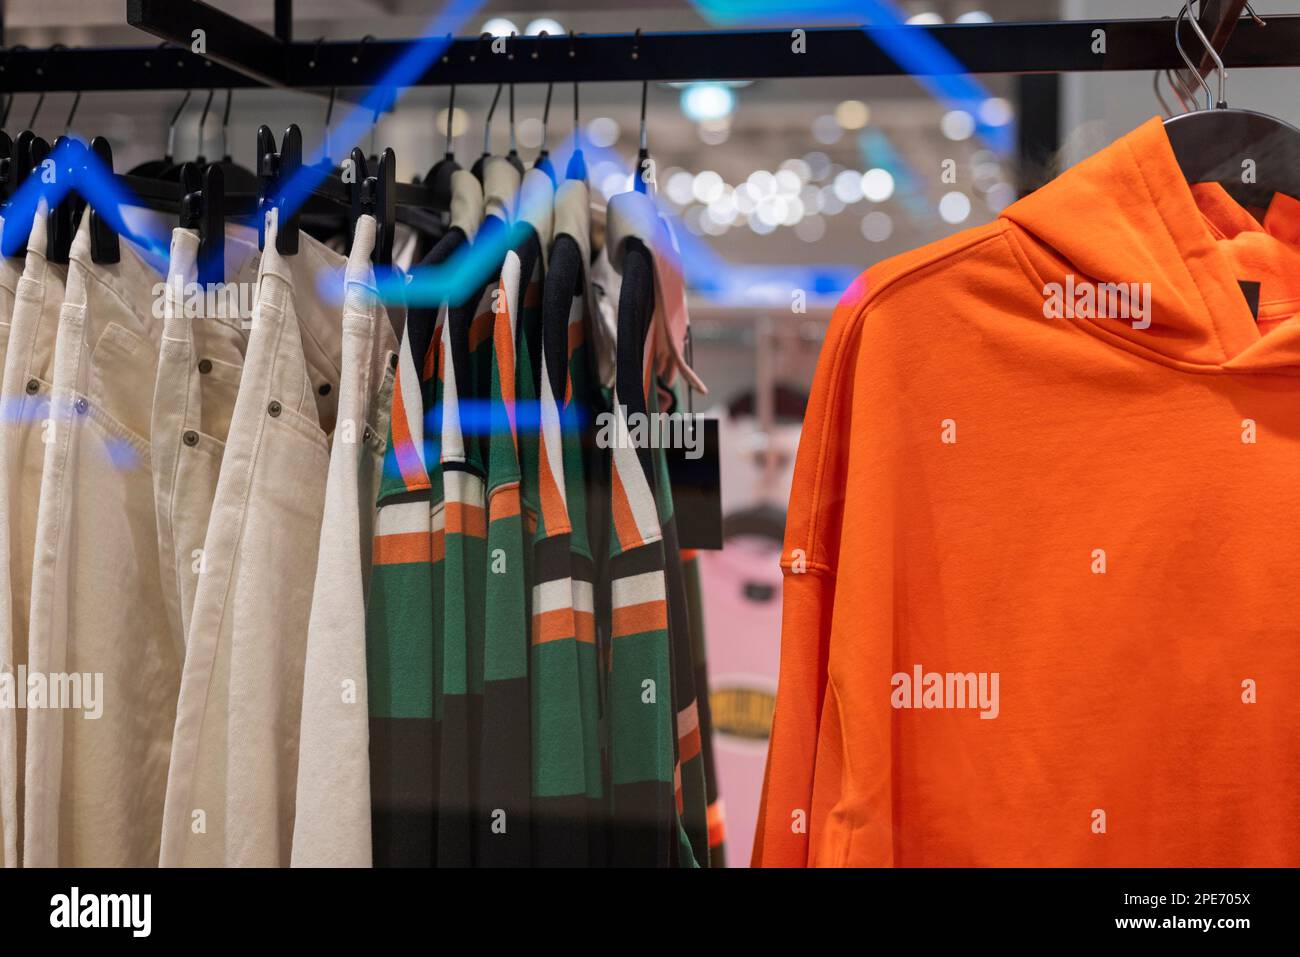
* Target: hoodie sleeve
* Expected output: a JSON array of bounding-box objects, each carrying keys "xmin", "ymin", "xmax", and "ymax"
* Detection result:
[{"xmin": 753, "ymin": 274, "xmax": 871, "ymax": 867}]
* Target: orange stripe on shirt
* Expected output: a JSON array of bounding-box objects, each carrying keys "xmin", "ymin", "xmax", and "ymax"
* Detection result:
[
  {"xmin": 388, "ymin": 388, "xmax": 427, "ymax": 492},
  {"xmin": 423, "ymin": 322, "xmax": 441, "ymax": 382},
  {"xmin": 470, "ymin": 307, "xmax": 494, "ymax": 352},
  {"xmin": 611, "ymin": 598, "xmax": 667, "ymax": 638},
  {"xmin": 489, "ymin": 485, "xmax": 521, "ymax": 521},
  {"xmin": 610, "ymin": 462, "xmax": 645, "ymax": 552},
  {"xmin": 373, "ymin": 531, "xmax": 431, "ymax": 566},
  {"xmin": 538, "ymin": 431, "xmax": 571, "ymax": 536},
  {"xmin": 445, "ymin": 500, "xmax": 487, "ymax": 538},
  {"xmin": 532, "ymin": 607, "xmax": 577, "ymax": 646},
  {"xmin": 431, "ymin": 528, "xmax": 446, "ymax": 563},
  {"xmin": 678, "ymin": 722, "xmax": 702, "ymax": 764}
]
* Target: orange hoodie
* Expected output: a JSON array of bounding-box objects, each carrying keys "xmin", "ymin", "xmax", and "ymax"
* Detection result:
[{"xmin": 755, "ymin": 117, "xmax": 1300, "ymax": 867}]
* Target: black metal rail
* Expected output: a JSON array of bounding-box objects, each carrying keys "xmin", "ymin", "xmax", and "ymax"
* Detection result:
[{"xmin": 0, "ymin": 7, "xmax": 1297, "ymax": 93}]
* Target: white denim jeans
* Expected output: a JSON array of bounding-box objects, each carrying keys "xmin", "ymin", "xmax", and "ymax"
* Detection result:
[
  {"xmin": 291, "ymin": 213, "xmax": 397, "ymax": 867},
  {"xmin": 22, "ymin": 217, "xmax": 174, "ymax": 867},
  {"xmin": 161, "ymin": 211, "xmax": 347, "ymax": 866},
  {"xmin": 0, "ymin": 206, "xmax": 65, "ymax": 868}
]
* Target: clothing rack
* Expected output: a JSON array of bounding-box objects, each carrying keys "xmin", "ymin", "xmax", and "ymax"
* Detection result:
[
  {"xmin": 1, "ymin": 6, "xmax": 1299, "ymax": 92},
  {"xmin": 4, "ymin": 4, "xmax": 1297, "ymax": 220}
]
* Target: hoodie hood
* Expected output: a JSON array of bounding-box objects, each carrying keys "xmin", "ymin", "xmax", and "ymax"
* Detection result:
[{"xmin": 1003, "ymin": 116, "xmax": 1300, "ymax": 374}]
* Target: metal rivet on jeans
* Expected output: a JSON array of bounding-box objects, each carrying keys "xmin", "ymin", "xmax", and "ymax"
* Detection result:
[
  {"xmin": 268, "ymin": 400, "xmax": 282, "ymax": 417},
  {"xmin": 24, "ymin": 378, "xmax": 39, "ymax": 395},
  {"xmin": 74, "ymin": 397, "xmax": 88, "ymax": 415},
  {"xmin": 197, "ymin": 358, "xmax": 213, "ymax": 374},
  {"xmin": 362, "ymin": 425, "xmax": 373, "ymax": 443},
  {"xmin": 183, "ymin": 430, "xmax": 199, "ymax": 447}
]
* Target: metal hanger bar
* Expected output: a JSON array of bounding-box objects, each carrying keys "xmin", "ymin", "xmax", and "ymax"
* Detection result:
[
  {"xmin": 1, "ymin": 44, "xmax": 261, "ymax": 92},
  {"xmin": 127, "ymin": 0, "xmax": 289, "ymax": 87},
  {"xmin": 5, "ymin": 15, "xmax": 1300, "ymax": 92}
]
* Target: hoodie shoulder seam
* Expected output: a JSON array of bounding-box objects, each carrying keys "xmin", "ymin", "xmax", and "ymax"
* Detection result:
[
  {"xmin": 857, "ymin": 222, "xmax": 1010, "ymax": 314},
  {"xmin": 801, "ymin": 225, "xmax": 1009, "ymax": 567}
]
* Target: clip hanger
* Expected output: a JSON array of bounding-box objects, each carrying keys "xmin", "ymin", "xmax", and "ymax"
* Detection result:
[
  {"xmin": 348, "ymin": 145, "xmax": 396, "ymax": 267},
  {"xmin": 256, "ymin": 123, "xmax": 302, "ymax": 254},
  {"xmin": 180, "ymin": 160, "xmax": 226, "ymax": 285}
]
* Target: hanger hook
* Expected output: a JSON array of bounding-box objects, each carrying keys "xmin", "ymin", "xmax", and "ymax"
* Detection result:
[
  {"xmin": 639, "ymin": 80, "xmax": 649, "ymax": 151},
  {"xmin": 221, "ymin": 89, "xmax": 233, "ymax": 160},
  {"xmin": 1, "ymin": 93, "xmax": 12, "ymax": 128},
  {"xmin": 27, "ymin": 92, "xmax": 45, "ymax": 131},
  {"xmin": 508, "ymin": 84, "xmax": 517, "ymax": 154},
  {"xmin": 64, "ymin": 91, "xmax": 82, "ymax": 135},
  {"xmin": 324, "ymin": 87, "xmax": 336, "ymax": 162},
  {"xmin": 1175, "ymin": 0, "xmax": 1226, "ymax": 109},
  {"xmin": 197, "ymin": 88, "xmax": 215, "ymax": 159},
  {"xmin": 167, "ymin": 89, "xmax": 193, "ymax": 161},
  {"xmin": 484, "ymin": 83, "xmax": 503, "ymax": 155},
  {"xmin": 26, "ymin": 43, "xmax": 66, "ymax": 131},
  {"xmin": 541, "ymin": 82, "xmax": 554, "ymax": 152},
  {"xmin": 444, "ymin": 84, "xmax": 457, "ymax": 155}
]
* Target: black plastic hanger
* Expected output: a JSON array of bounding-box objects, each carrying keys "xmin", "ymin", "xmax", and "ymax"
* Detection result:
[
  {"xmin": 347, "ymin": 146, "xmax": 396, "ymax": 267},
  {"xmin": 179, "ymin": 160, "xmax": 225, "ymax": 285},
  {"xmin": 46, "ymin": 136, "xmax": 120, "ymax": 265},
  {"xmin": 542, "ymin": 228, "xmax": 579, "ymax": 404},
  {"xmin": 531, "ymin": 31, "xmax": 558, "ymax": 183},
  {"xmin": 2, "ymin": 107, "xmax": 51, "ymax": 258},
  {"xmin": 505, "ymin": 84, "xmax": 525, "ymax": 178},
  {"xmin": 256, "ymin": 124, "xmax": 302, "ymax": 255},
  {"xmin": 0, "ymin": 94, "xmax": 16, "ymax": 217},
  {"xmin": 615, "ymin": 236, "xmax": 655, "ymax": 425},
  {"xmin": 2, "ymin": 132, "xmax": 48, "ymax": 257},
  {"xmin": 424, "ymin": 84, "xmax": 461, "ymax": 213},
  {"xmin": 1164, "ymin": 2, "xmax": 1300, "ymax": 206},
  {"xmin": 534, "ymin": 83, "xmax": 557, "ymax": 186},
  {"xmin": 471, "ymin": 84, "xmax": 503, "ymax": 184},
  {"xmin": 0, "ymin": 130, "xmax": 13, "ymax": 211},
  {"xmin": 47, "ymin": 86, "xmax": 87, "ymax": 264}
]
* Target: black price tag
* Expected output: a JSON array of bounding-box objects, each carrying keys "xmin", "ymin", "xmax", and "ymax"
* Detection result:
[{"xmin": 664, "ymin": 415, "xmax": 722, "ymax": 549}]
